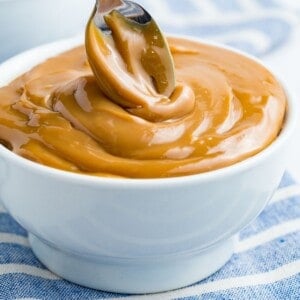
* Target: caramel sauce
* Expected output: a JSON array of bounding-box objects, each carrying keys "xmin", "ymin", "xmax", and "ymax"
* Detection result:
[
  {"xmin": 85, "ymin": 10, "xmax": 191, "ymax": 122},
  {"xmin": 0, "ymin": 36, "xmax": 286, "ymax": 178}
]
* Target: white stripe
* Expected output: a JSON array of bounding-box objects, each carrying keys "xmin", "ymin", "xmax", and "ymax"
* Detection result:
[
  {"xmin": 111, "ymin": 261, "xmax": 300, "ymax": 300},
  {"xmin": 238, "ymin": 0, "xmax": 261, "ymax": 11},
  {"xmin": 269, "ymin": 185, "xmax": 300, "ymax": 204},
  {"xmin": 189, "ymin": 0, "xmax": 219, "ymax": 15},
  {"xmin": 273, "ymin": 0, "xmax": 300, "ymax": 10},
  {"xmin": 236, "ymin": 218, "xmax": 300, "ymax": 253},
  {"xmin": 0, "ymin": 264, "xmax": 60, "ymax": 280},
  {"xmin": 0, "ymin": 233, "xmax": 30, "ymax": 247}
]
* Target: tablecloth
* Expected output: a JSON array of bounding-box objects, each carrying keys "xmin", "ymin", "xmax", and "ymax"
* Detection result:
[{"xmin": 1, "ymin": 0, "xmax": 300, "ymax": 299}]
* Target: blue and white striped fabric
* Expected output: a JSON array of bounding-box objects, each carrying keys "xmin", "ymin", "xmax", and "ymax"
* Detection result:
[
  {"xmin": 0, "ymin": 174, "xmax": 299, "ymax": 299},
  {"xmin": 1, "ymin": 0, "xmax": 300, "ymax": 299}
]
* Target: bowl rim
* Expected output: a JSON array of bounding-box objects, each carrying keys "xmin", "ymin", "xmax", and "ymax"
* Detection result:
[{"xmin": 0, "ymin": 34, "xmax": 297, "ymax": 187}]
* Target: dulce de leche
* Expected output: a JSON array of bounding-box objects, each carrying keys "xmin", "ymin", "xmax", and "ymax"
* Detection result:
[{"xmin": 0, "ymin": 29, "xmax": 286, "ymax": 178}]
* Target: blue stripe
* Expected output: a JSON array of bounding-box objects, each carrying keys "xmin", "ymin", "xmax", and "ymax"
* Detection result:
[
  {"xmin": 0, "ymin": 213, "xmax": 28, "ymax": 237},
  {"xmin": 162, "ymin": 17, "xmax": 290, "ymax": 37},
  {"xmin": 0, "ymin": 274, "xmax": 126, "ymax": 299},
  {"xmin": 256, "ymin": 0, "xmax": 280, "ymax": 9},
  {"xmin": 180, "ymin": 273, "xmax": 300, "ymax": 299},
  {"xmin": 201, "ymin": 232, "xmax": 300, "ymax": 282},
  {"xmin": 224, "ymin": 40, "xmax": 258, "ymax": 56},
  {"xmin": 0, "ymin": 244, "xmax": 45, "ymax": 268},
  {"xmin": 279, "ymin": 172, "xmax": 295, "ymax": 187},
  {"xmin": 161, "ymin": 17, "xmax": 291, "ymax": 56},
  {"xmin": 240, "ymin": 196, "xmax": 300, "ymax": 239}
]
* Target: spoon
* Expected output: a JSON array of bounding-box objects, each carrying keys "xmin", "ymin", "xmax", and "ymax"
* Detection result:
[
  {"xmin": 86, "ymin": 0, "xmax": 176, "ymax": 111},
  {"xmin": 95, "ymin": 0, "xmax": 153, "ymax": 32}
]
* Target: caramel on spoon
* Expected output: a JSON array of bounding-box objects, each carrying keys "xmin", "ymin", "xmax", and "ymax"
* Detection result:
[{"xmin": 85, "ymin": 0, "xmax": 193, "ymax": 122}]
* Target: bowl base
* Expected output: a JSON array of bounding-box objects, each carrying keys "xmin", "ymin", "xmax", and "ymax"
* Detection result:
[{"xmin": 29, "ymin": 234, "xmax": 234, "ymax": 294}]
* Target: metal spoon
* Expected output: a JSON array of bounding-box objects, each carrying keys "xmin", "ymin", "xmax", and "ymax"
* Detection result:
[
  {"xmin": 95, "ymin": 0, "xmax": 152, "ymax": 32},
  {"xmin": 87, "ymin": 0, "xmax": 176, "ymax": 99}
]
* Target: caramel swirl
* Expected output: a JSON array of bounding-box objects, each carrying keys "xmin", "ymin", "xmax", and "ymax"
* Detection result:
[
  {"xmin": 0, "ymin": 38, "xmax": 286, "ymax": 178},
  {"xmin": 86, "ymin": 10, "xmax": 194, "ymax": 122}
]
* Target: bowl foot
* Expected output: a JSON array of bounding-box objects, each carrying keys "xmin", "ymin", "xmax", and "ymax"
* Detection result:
[{"xmin": 29, "ymin": 234, "xmax": 234, "ymax": 294}]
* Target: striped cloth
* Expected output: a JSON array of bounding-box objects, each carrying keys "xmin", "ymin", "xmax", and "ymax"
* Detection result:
[
  {"xmin": 1, "ymin": 0, "xmax": 300, "ymax": 299},
  {"xmin": 0, "ymin": 174, "xmax": 299, "ymax": 299}
]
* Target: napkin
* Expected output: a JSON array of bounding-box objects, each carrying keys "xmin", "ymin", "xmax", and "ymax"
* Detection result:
[
  {"xmin": 1, "ymin": 0, "xmax": 299, "ymax": 299},
  {"xmin": 0, "ymin": 173, "xmax": 299, "ymax": 299}
]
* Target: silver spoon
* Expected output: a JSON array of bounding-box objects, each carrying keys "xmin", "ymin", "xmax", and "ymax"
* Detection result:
[{"xmin": 95, "ymin": 0, "xmax": 152, "ymax": 32}]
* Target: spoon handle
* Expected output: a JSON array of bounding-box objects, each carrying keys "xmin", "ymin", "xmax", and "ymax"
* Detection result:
[{"xmin": 97, "ymin": 0, "xmax": 124, "ymax": 14}]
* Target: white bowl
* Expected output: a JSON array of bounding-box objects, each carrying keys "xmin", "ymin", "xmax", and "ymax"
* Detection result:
[
  {"xmin": 0, "ymin": 0, "xmax": 94, "ymax": 62},
  {"xmin": 0, "ymin": 36, "xmax": 296, "ymax": 294}
]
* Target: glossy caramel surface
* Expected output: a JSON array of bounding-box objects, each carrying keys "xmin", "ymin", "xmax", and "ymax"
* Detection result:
[{"xmin": 0, "ymin": 38, "xmax": 286, "ymax": 178}]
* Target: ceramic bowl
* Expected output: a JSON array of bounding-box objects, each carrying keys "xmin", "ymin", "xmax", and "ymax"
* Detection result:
[
  {"xmin": 0, "ymin": 36, "xmax": 296, "ymax": 294},
  {"xmin": 0, "ymin": 0, "xmax": 94, "ymax": 62}
]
